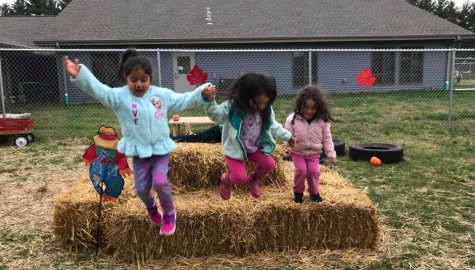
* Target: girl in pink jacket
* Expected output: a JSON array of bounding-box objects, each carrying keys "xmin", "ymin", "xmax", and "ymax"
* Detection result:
[{"xmin": 285, "ymin": 86, "xmax": 337, "ymax": 204}]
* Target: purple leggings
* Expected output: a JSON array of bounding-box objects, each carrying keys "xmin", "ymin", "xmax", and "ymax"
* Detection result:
[{"xmin": 133, "ymin": 155, "xmax": 174, "ymax": 216}]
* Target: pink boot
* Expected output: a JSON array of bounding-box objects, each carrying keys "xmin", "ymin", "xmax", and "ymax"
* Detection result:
[
  {"xmin": 146, "ymin": 204, "xmax": 163, "ymax": 225},
  {"xmin": 219, "ymin": 172, "xmax": 231, "ymax": 200},
  {"xmin": 160, "ymin": 211, "xmax": 176, "ymax": 236},
  {"xmin": 248, "ymin": 173, "xmax": 261, "ymax": 199}
]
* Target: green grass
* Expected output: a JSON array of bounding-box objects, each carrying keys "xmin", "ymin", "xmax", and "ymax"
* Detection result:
[
  {"xmin": 13, "ymin": 90, "xmax": 474, "ymax": 142},
  {"xmin": 1, "ymin": 89, "xmax": 474, "ymax": 269}
]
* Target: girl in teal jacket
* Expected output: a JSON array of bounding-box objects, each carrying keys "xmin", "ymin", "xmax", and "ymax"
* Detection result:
[
  {"xmin": 205, "ymin": 73, "xmax": 296, "ymax": 200},
  {"xmin": 64, "ymin": 49, "xmax": 215, "ymax": 236}
]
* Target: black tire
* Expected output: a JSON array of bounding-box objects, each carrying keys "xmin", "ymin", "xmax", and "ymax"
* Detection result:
[
  {"xmin": 333, "ymin": 139, "xmax": 345, "ymax": 156},
  {"xmin": 349, "ymin": 143, "xmax": 403, "ymax": 163}
]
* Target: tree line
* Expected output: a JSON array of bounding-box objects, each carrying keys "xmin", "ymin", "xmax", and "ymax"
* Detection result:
[
  {"xmin": 0, "ymin": 0, "xmax": 71, "ymax": 16},
  {"xmin": 407, "ymin": 0, "xmax": 475, "ymax": 32}
]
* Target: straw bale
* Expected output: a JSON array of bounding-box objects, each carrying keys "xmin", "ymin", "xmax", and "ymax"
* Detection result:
[
  {"xmin": 53, "ymin": 161, "xmax": 380, "ymax": 262},
  {"xmin": 252, "ymin": 203, "xmax": 378, "ymax": 252},
  {"xmin": 52, "ymin": 173, "xmax": 134, "ymax": 251},
  {"xmin": 103, "ymin": 195, "xmax": 255, "ymax": 262},
  {"xmin": 168, "ymin": 143, "xmax": 286, "ymax": 189}
]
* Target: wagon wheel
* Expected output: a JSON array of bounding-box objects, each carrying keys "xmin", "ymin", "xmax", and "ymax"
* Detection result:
[
  {"xmin": 14, "ymin": 136, "xmax": 28, "ymax": 147},
  {"xmin": 26, "ymin": 133, "xmax": 35, "ymax": 143}
]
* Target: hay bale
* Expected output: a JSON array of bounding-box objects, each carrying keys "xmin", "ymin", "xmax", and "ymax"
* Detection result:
[
  {"xmin": 52, "ymin": 174, "xmax": 134, "ymax": 251},
  {"xmin": 103, "ymin": 195, "xmax": 255, "ymax": 262},
  {"xmin": 252, "ymin": 204, "xmax": 378, "ymax": 251},
  {"xmin": 168, "ymin": 143, "xmax": 286, "ymax": 189},
  {"xmin": 250, "ymin": 166, "xmax": 379, "ymax": 251},
  {"xmin": 53, "ymin": 162, "xmax": 380, "ymax": 262}
]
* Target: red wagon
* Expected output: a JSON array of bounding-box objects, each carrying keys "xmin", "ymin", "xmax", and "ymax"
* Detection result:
[{"xmin": 0, "ymin": 113, "xmax": 35, "ymax": 146}]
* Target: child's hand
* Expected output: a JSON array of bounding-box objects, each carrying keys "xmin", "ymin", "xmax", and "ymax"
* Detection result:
[
  {"xmin": 202, "ymin": 84, "xmax": 216, "ymax": 100},
  {"xmin": 63, "ymin": 55, "xmax": 80, "ymax": 78},
  {"xmin": 328, "ymin": 156, "xmax": 337, "ymax": 165},
  {"xmin": 288, "ymin": 136, "xmax": 297, "ymax": 147}
]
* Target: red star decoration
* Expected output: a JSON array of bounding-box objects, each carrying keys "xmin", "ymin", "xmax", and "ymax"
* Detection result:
[
  {"xmin": 187, "ymin": 65, "xmax": 208, "ymax": 85},
  {"xmin": 357, "ymin": 68, "xmax": 376, "ymax": 87}
]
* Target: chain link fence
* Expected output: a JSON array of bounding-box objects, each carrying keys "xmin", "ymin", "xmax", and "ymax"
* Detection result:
[{"xmin": 0, "ymin": 48, "xmax": 473, "ymax": 143}]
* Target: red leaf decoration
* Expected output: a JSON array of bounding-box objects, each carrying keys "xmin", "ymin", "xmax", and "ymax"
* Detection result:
[
  {"xmin": 186, "ymin": 65, "xmax": 208, "ymax": 85},
  {"xmin": 356, "ymin": 68, "xmax": 376, "ymax": 87}
]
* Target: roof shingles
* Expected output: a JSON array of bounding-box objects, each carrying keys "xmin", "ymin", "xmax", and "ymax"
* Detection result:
[
  {"xmin": 0, "ymin": 16, "xmax": 56, "ymax": 48},
  {"xmin": 1, "ymin": 0, "xmax": 473, "ymax": 47}
]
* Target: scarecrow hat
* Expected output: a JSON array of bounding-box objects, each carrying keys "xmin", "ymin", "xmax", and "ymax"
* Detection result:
[{"xmin": 94, "ymin": 126, "xmax": 119, "ymax": 149}]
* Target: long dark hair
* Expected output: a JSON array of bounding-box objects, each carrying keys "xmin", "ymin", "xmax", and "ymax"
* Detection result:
[
  {"xmin": 223, "ymin": 73, "xmax": 277, "ymax": 126},
  {"xmin": 118, "ymin": 47, "xmax": 152, "ymax": 84},
  {"xmin": 291, "ymin": 85, "xmax": 333, "ymax": 124}
]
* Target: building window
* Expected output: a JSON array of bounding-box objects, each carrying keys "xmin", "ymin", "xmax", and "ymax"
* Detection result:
[
  {"xmin": 292, "ymin": 52, "xmax": 318, "ymax": 87},
  {"xmin": 372, "ymin": 51, "xmax": 395, "ymax": 85},
  {"xmin": 91, "ymin": 52, "xmax": 121, "ymax": 87},
  {"xmin": 400, "ymin": 49, "xmax": 423, "ymax": 84}
]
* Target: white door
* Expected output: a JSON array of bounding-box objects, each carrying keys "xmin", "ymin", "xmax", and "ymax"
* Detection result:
[{"xmin": 172, "ymin": 52, "xmax": 195, "ymax": 93}]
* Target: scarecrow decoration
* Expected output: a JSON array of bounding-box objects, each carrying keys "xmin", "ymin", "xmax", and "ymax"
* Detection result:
[{"xmin": 82, "ymin": 126, "xmax": 132, "ymax": 202}]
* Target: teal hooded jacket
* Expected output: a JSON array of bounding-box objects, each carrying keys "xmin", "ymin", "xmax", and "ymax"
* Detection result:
[
  {"xmin": 205, "ymin": 100, "xmax": 291, "ymax": 160},
  {"xmin": 72, "ymin": 64, "xmax": 209, "ymax": 158}
]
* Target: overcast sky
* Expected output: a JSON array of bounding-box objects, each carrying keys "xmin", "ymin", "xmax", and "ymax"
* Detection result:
[{"xmin": 0, "ymin": 0, "xmax": 475, "ymax": 8}]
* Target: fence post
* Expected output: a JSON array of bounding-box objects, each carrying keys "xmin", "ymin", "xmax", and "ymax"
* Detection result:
[
  {"xmin": 308, "ymin": 51, "xmax": 312, "ymax": 85},
  {"xmin": 448, "ymin": 49, "xmax": 456, "ymax": 130},
  {"xmin": 157, "ymin": 51, "xmax": 162, "ymax": 87},
  {"xmin": 62, "ymin": 59, "xmax": 69, "ymax": 106},
  {"xmin": 0, "ymin": 53, "xmax": 6, "ymax": 118}
]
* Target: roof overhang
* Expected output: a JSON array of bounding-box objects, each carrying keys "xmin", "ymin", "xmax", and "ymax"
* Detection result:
[
  {"xmin": 0, "ymin": 39, "xmax": 32, "ymax": 49},
  {"xmin": 34, "ymin": 34, "xmax": 475, "ymax": 47}
]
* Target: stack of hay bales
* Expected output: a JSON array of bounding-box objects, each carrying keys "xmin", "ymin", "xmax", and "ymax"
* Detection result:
[
  {"xmin": 53, "ymin": 143, "xmax": 379, "ymax": 262},
  {"xmin": 168, "ymin": 143, "xmax": 287, "ymax": 189}
]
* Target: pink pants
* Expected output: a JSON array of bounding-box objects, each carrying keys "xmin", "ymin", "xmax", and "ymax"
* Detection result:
[
  {"xmin": 224, "ymin": 150, "xmax": 276, "ymax": 185},
  {"xmin": 290, "ymin": 153, "xmax": 320, "ymax": 195}
]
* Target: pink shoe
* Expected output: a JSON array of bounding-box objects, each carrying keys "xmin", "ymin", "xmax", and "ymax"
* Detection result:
[
  {"xmin": 248, "ymin": 173, "xmax": 261, "ymax": 198},
  {"xmin": 146, "ymin": 204, "xmax": 163, "ymax": 225},
  {"xmin": 160, "ymin": 211, "xmax": 176, "ymax": 236},
  {"xmin": 219, "ymin": 172, "xmax": 231, "ymax": 200}
]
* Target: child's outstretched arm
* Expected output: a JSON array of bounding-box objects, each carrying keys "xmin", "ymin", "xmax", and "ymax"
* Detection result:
[
  {"xmin": 168, "ymin": 83, "xmax": 214, "ymax": 111},
  {"xmin": 64, "ymin": 55, "xmax": 122, "ymax": 110},
  {"xmin": 64, "ymin": 56, "xmax": 80, "ymax": 78},
  {"xmin": 202, "ymin": 84, "xmax": 216, "ymax": 101},
  {"xmin": 269, "ymin": 107, "xmax": 293, "ymax": 144},
  {"xmin": 204, "ymin": 99, "xmax": 230, "ymax": 123}
]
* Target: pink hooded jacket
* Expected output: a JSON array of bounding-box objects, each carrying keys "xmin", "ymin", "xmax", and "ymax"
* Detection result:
[{"xmin": 284, "ymin": 113, "xmax": 336, "ymax": 158}]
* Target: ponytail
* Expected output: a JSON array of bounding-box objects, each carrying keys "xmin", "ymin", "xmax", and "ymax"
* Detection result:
[{"xmin": 118, "ymin": 47, "xmax": 138, "ymax": 84}]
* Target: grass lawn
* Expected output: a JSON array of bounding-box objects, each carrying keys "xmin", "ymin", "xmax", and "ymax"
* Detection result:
[{"xmin": 0, "ymin": 90, "xmax": 473, "ymax": 269}]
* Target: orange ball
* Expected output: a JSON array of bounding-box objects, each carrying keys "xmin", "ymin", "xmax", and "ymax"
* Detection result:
[{"xmin": 370, "ymin": 156, "xmax": 382, "ymax": 166}]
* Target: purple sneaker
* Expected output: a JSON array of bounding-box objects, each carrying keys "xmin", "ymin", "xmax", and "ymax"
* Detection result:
[
  {"xmin": 146, "ymin": 205, "xmax": 163, "ymax": 225},
  {"xmin": 248, "ymin": 173, "xmax": 261, "ymax": 199},
  {"xmin": 160, "ymin": 211, "xmax": 176, "ymax": 236},
  {"xmin": 219, "ymin": 172, "xmax": 231, "ymax": 200}
]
